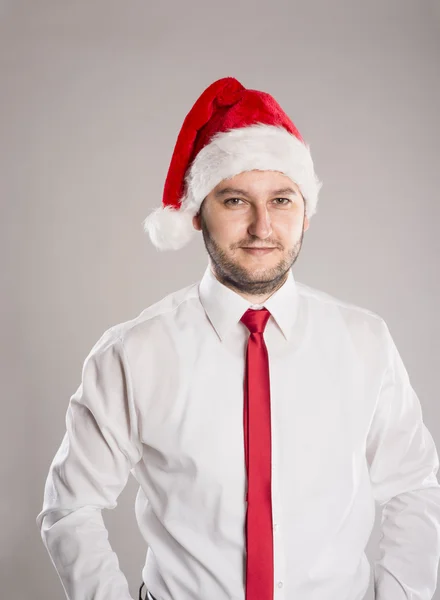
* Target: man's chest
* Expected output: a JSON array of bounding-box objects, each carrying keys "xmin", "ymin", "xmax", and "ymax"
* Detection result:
[{"xmin": 132, "ymin": 332, "xmax": 380, "ymax": 510}]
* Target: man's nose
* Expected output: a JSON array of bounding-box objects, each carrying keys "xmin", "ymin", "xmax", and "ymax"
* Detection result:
[{"xmin": 247, "ymin": 207, "xmax": 272, "ymax": 239}]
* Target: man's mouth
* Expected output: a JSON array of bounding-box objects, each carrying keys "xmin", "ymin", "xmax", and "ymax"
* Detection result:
[{"xmin": 240, "ymin": 247, "xmax": 277, "ymax": 255}]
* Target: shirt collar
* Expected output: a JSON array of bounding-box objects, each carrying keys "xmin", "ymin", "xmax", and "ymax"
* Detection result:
[{"xmin": 198, "ymin": 263, "xmax": 299, "ymax": 341}]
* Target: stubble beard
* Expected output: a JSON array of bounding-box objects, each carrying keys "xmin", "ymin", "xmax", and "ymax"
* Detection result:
[{"xmin": 200, "ymin": 211, "xmax": 306, "ymax": 296}]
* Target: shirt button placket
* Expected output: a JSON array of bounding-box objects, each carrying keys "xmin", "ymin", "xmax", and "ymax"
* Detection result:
[
  {"xmin": 272, "ymin": 424, "xmax": 284, "ymax": 597},
  {"xmin": 271, "ymin": 487, "xmax": 284, "ymax": 596}
]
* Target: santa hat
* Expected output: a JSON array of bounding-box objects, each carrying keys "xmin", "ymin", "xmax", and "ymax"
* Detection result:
[{"xmin": 143, "ymin": 77, "xmax": 322, "ymax": 250}]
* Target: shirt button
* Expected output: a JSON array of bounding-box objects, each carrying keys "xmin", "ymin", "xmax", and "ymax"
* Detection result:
[{"xmin": 277, "ymin": 581, "xmax": 284, "ymax": 588}]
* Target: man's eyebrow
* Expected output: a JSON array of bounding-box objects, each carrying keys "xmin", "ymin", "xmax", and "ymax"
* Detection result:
[
  {"xmin": 214, "ymin": 187, "xmax": 298, "ymax": 198},
  {"xmin": 214, "ymin": 187, "xmax": 250, "ymax": 197},
  {"xmin": 271, "ymin": 187, "xmax": 298, "ymax": 196}
]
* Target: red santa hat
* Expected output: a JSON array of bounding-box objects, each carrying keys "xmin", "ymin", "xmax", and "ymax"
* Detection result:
[{"xmin": 143, "ymin": 77, "xmax": 322, "ymax": 250}]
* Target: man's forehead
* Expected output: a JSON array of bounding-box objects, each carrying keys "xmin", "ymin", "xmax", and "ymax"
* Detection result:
[{"xmin": 212, "ymin": 171, "xmax": 301, "ymax": 198}]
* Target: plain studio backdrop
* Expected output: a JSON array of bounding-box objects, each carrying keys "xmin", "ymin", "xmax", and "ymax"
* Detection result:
[{"xmin": 1, "ymin": 1, "xmax": 439, "ymax": 598}]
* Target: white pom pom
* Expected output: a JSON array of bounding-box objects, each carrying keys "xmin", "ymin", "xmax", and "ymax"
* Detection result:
[{"xmin": 143, "ymin": 205, "xmax": 196, "ymax": 251}]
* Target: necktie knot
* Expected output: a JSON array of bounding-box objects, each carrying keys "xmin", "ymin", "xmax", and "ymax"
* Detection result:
[{"xmin": 240, "ymin": 307, "xmax": 271, "ymax": 334}]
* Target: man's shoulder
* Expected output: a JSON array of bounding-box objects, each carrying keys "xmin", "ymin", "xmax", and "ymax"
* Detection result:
[
  {"xmin": 92, "ymin": 279, "xmax": 201, "ymax": 352},
  {"xmin": 296, "ymin": 280, "xmax": 380, "ymax": 316},
  {"xmin": 296, "ymin": 279, "xmax": 388, "ymax": 336},
  {"xmin": 295, "ymin": 281, "xmax": 393, "ymax": 360},
  {"xmin": 118, "ymin": 279, "xmax": 200, "ymax": 338}
]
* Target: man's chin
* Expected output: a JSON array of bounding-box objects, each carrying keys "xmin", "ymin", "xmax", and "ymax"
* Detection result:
[{"xmin": 226, "ymin": 261, "xmax": 286, "ymax": 283}]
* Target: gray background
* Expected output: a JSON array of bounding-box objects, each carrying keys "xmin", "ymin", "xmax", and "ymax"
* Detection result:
[{"xmin": 1, "ymin": 1, "xmax": 439, "ymax": 598}]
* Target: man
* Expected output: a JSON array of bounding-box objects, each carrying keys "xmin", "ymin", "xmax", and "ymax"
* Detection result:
[{"xmin": 37, "ymin": 77, "xmax": 440, "ymax": 600}]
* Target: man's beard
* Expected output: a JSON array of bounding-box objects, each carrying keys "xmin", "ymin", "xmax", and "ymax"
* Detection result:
[{"xmin": 200, "ymin": 211, "xmax": 305, "ymax": 296}]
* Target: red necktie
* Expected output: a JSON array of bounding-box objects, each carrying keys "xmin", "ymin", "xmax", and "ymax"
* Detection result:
[{"xmin": 240, "ymin": 308, "xmax": 274, "ymax": 600}]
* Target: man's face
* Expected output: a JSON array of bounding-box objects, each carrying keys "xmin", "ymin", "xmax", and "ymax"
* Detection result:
[{"xmin": 192, "ymin": 170, "xmax": 309, "ymax": 296}]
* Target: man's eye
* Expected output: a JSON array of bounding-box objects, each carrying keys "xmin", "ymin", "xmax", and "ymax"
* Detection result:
[{"xmin": 224, "ymin": 197, "xmax": 291, "ymax": 206}]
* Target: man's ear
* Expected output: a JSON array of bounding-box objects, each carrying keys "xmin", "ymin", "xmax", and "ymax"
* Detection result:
[
  {"xmin": 193, "ymin": 198, "xmax": 206, "ymax": 231},
  {"xmin": 192, "ymin": 212, "xmax": 202, "ymax": 231},
  {"xmin": 303, "ymin": 214, "xmax": 310, "ymax": 232}
]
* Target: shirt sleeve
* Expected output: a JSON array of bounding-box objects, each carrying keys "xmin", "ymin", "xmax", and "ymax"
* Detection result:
[
  {"xmin": 36, "ymin": 328, "xmax": 143, "ymax": 600},
  {"xmin": 366, "ymin": 322, "xmax": 440, "ymax": 600}
]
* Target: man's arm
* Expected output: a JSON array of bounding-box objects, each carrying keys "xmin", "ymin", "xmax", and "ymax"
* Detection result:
[
  {"xmin": 366, "ymin": 322, "xmax": 440, "ymax": 600},
  {"xmin": 36, "ymin": 328, "xmax": 143, "ymax": 600}
]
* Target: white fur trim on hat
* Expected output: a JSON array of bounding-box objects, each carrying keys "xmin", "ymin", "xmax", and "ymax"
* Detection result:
[{"xmin": 143, "ymin": 124, "xmax": 322, "ymax": 251}]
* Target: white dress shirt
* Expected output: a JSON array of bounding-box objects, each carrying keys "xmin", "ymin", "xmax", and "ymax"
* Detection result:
[{"xmin": 36, "ymin": 263, "xmax": 440, "ymax": 600}]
